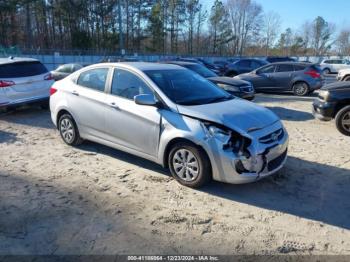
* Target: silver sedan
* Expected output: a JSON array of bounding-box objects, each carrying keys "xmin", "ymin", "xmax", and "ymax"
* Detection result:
[{"xmin": 50, "ymin": 62, "xmax": 288, "ymax": 188}]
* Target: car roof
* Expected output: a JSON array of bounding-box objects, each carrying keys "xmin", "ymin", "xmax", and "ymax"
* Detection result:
[
  {"xmin": 164, "ymin": 61, "xmax": 198, "ymax": 66},
  {"xmin": 96, "ymin": 62, "xmax": 185, "ymax": 71},
  {"xmin": 269, "ymin": 61, "xmax": 314, "ymax": 66},
  {"xmin": 0, "ymin": 57, "xmax": 39, "ymax": 65}
]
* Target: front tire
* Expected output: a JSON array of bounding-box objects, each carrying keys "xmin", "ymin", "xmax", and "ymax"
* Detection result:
[
  {"xmin": 58, "ymin": 114, "xmax": 83, "ymax": 146},
  {"xmin": 293, "ymin": 82, "xmax": 309, "ymax": 96},
  {"xmin": 335, "ymin": 106, "xmax": 350, "ymax": 136},
  {"xmin": 343, "ymin": 75, "xmax": 350, "ymax": 81},
  {"xmin": 168, "ymin": 142, "xmax": 211, "ymax": 188}
]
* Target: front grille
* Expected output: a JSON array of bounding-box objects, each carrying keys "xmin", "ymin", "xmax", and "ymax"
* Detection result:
[
  {"xmin": 267, "ymin": 150, "xmax": 287, "ymax": 171},
  {"xmin": 259, "ymin": 128, "xmax": 284, "ymax": 144}
]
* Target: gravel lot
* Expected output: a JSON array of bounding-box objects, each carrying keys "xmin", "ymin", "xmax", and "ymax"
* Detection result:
[{"xmin": 0, "ymin": 92, "xmax": 350, "ymax": 255}]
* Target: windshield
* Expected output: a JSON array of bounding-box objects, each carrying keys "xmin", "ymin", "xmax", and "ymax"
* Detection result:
[
  {"xmin": 145, "ymin": 69, "xmax": 233, "ymax": 106},
  {"xmin": 186, "ymin": 64, "xmax": 217, "ymax": 78}
]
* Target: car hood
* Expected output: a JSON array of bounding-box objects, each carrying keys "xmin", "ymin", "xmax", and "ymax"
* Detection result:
[
  {"xmin": 177, "ymin": 98, "xmax": 279, "ymax": 134},
  {"xmin": 234, "ymin": 72, "xmax": 256, "ymax": 80},
  {"xmin": 207, "ymin": 77, "xmax": 251, "ymax": 86},
  {"xmin": 322, "ymin": 81, "xmax": 350, "ymax": 91}
]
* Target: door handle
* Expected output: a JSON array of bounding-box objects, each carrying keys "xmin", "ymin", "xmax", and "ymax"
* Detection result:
[
  {"xmin": 109, "ymin": 102, "xmax": 120, "ymax": 110},
  {"xmin": 72, "ymin": 90, "xmax": 79, "ymax": 96}
]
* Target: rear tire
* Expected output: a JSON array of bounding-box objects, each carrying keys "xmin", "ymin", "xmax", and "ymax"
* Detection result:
[
  {"xmin": 335, "ymin": 106, "xmax": 350, "ymax": 136},
  {"xmin": 293, "ymin": 82, "xmax": 309, "ymax": 96},
  {"xmin": 323, "ymin": 68, "xmax": 331, "ymax": 75},
  {"xmin": 58, "ymin": 114, "xmax": 83, "ymax": 146},
  {"xmin": 168, "ymin": 142, "xmax": 211, "ymax": 188}
]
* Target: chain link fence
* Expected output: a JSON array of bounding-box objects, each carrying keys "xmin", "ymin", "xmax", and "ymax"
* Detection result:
[{"xmin": 1, "ymin": 46, "xmax": 349, "ymax": 71}]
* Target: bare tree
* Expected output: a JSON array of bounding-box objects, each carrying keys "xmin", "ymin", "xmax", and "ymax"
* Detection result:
[
  {"xmin": 262, "ymin": 11, "xmax": 281, "ymax": 56},
  {"xmin": 226, "ymin": 0, "xmax": 263, "ymax": 56},
  {"xmin": 336, "ymin": 29, "xmax": 350, "ymax": 55},
  {"xmin": 311, "ymin": 16, "xmax": 335, "ymax": 56}
]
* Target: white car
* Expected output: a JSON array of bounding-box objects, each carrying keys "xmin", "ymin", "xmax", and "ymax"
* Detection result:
[
  {"xmin": 319, "ymin": 59, "xmax": 350, "ymax": 74},
  {"xmin": 0, "ymin": 57, "xmax": 54, "ymax": 109},
  {"xmin": 337, "ymin": 68, "xmax": 350, "ymax": 81}
]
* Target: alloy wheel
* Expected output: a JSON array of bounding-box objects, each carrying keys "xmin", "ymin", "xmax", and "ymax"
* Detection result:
[
  {"xmin": 60, "ymin": 118, "xmax": 75, "ymax": 144},
  {"xmin": 341, "ymin": 112, "xmax": 350, "ymax": 132},
  {"xmin": 172, "ymin": 149, "xmax": 200, "ymax": 182},
  {"xmin": 294, "ymin": 83, "xmax": 307, "ymax": 96}
]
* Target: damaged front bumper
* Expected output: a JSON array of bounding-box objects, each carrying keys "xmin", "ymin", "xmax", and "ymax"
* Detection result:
[{"xmin": 203, "ymin": 121, "xmax": 289, "ymax": 184}]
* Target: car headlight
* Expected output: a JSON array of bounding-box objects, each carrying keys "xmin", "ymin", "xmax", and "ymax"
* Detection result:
[
  {"xmin": 201, "ymin": 123, "xmax": 231, "ymax": 143},
  {"xmin": 318, "ymin": 90, "xmax": 330, "ymax": 100},
  {"xmin": 216, "ymin": 83, "xmax": 240, "ymax": 92},
  {"xmin": 208, "ymin": 125, "xmax": 231, "ymax": 143}
]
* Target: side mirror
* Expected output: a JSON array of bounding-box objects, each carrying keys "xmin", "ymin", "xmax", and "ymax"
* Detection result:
[{"xmin": 134, "ymin": 94, "xmax": 158, "ymax": 106}]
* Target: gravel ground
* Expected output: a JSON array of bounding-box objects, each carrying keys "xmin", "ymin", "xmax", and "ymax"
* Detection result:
[{"xmin": 0, "ymin": 93, "xmax": 350, "ymax": 255}]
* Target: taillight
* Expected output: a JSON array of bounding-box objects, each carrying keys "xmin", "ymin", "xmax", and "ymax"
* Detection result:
[
  {"xmin": 0, "ymin": 80, "xmax": 15, "ymax": 88},
  {"xmin": 304, "ymin": 70, "xmax": 321, "ymax": 79},
  {"xmin": 44, "ymin": 73, "xmax": 54, "ymax": 81},
  {"xmin": 50, "ymin": 87, "xmax": 57, "ymax": 96}
]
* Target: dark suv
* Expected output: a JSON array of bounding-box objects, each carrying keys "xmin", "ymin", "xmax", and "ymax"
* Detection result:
[
  {"xmin": 224, "ymin": 58, "xmax": 268, "ymax": 77},
  {"xmin": 235, "ymin": 62, "xmax": 324, "ymax": 96},
  {"xmin": 164, "ymin": 61, "xmax": 255, "ymax": 100},
  {"xmin": 313, "ymin": 81, "xmax": 350, "ymax": 136}
]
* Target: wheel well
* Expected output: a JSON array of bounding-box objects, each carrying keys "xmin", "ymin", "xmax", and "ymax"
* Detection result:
[
  {"xmin": 334, "ymin": 103, "xmax": 350, "ymax": 118},
  {"xmin": 343, "ymin": 75, "xmax": 350, "ymax": 80},
  {"xmin": 162, "ymin": 138, "xmax": 211, "ymax": 170},
  {"xmin": 56, "ymin": 109, "xmax": 71, "ymax": 128}
]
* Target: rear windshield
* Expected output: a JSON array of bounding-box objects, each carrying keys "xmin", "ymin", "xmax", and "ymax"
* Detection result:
[{"xmin": 0, "ymin": 61, "xmax": 48, "ymax": 78}]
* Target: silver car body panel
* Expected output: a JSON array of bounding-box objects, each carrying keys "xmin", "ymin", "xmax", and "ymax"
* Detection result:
[{"xmin": 50, "ymin": 62, "xmax": 288, "ymax": 184}]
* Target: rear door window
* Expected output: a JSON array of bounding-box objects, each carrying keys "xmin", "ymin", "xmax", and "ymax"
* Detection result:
[
  {"xmin": 77, "ymin": 68, "xmax": 109, "ymax": 92},
  {"xmin": 276, "ymin": 64, "xmax": 294, "ymax": 72},
  {"xmin": 0, "ymin": 61, "xmax": 48, "ymax": 78},
  {"xmin": 294, "ymin": 65, "xmax": 306, "ymax": 71}
]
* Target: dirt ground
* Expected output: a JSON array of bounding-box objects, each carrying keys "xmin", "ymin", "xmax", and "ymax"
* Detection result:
[{"xmin": 0, "ymin": 92, "xmax": 350, "ymax": 256}]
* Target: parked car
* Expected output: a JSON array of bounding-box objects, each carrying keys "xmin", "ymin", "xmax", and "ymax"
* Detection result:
[
  {"xmin": 224, "ymin": 58, "xmax": 268, "ymax": 77},
  {"xmin": 337, "ymin": 68, "xmax": 350, "ymax": 81},
  {"xmin": 0, "ymin": 57, "xmax": 53, "ymax": 109},
  {"xmin": 319, "ymin": 59, "xmax": 350, "ymax": 74},
  {"xmin": 265, "ymin": 56, "xmax": 296, "ymax": 63},
  {"xmin": 99, "ymin": 56, "xmax": 141, "ymax": 63},
  {"xmin": 213, "ymin": 60, "xmax": 230, "ymax": 75},
  {"xmin": 313, "ymin": 81, "xmax": 350, "ymax": 136},
  {"xmin": 235, "ymin": 62, "xmax": 324, "ymax": 96},
  {"xmin": 51, "ymin": 63, "xmax": 83, "ymax": 81},
  {"xmin": 175, "ymin": 57, "xmax": 221, "ymax": 75},
  {"xmin": 50, "ymin": 62, "xmax": 288, "ymax": 188},
  {"xmin": 165, "ymin": 61, "xmax": 255, "ymax": 100}
]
